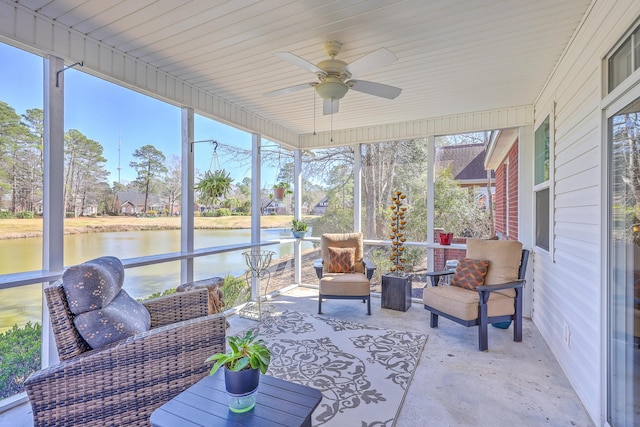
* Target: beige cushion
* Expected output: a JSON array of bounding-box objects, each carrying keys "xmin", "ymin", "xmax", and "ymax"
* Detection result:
[
  {"xmin": 320, "ymin": 273, "xmax": 370, "ymax": 296},
  {"xmin": 466, "ymin": 239, "xmax": 522, "ymax": 285},
  {"xmin": 466, "ymin": 239, "xmax": 523, "ymax": 298},
  {"xmin": 322, "ymin": 233, "xmax": 364, "ymax": 274},
  {"xmin": 423, "ymin": 286, "xmax": 515, "ymax": 321}
]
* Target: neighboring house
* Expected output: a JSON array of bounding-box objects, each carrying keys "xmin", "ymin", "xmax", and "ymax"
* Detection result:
[
  {"xmin": 435, "ymin": 143, "xmax": 495, "ymax": 209},
  {"xmin": 261, "ymin": 197, "xmax": 287, "ymax": 215},
  {"xmin": 311, "ymin": 197, "xmax": 329, "ymax": 215},
  {"xmin": 434, "ymin": 143, "xmax": 494, "ymax": 187},
  {"xmin": 114, "ymin": 191, "xmax": 163, "ymax": 215}
]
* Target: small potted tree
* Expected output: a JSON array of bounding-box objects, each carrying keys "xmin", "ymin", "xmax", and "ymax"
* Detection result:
[
  {"xmin": 205, "ymin": 330, "xmax": 271, "ymax": 413},
  {"xmin": 291, "ymin": 219, "xmax": 308, "ymax": 238}
]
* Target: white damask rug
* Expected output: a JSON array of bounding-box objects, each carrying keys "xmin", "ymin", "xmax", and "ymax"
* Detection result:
[{"xmin": 249, "ymin": 311, "xmax": 428, "ymax": 427}]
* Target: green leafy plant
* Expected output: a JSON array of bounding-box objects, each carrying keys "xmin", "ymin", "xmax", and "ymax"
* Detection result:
[
  {"xmin": 206, "ymin": 330, "xmax": 271, "ymax": 375},
  {"xmin": 0, "ymin": 322, "xmax": 42, "ymax": 399},
  {"xmin": 195, "ymin": 169, "xmax": 234, "ymax": 207},
  {"xmin": 270, "ymin": 182, "xmax": 292, "ymax": 199},
  {"xmin": 273, "ymin": 182, "xmax": 292, "ymax": 190},
  {"xmin": 221, "ymin": 274, "xmax": 251, "ymax": 308},
  {"xmin": 291, "ymin": 219, "xmax": 308, "ymax": 232}
]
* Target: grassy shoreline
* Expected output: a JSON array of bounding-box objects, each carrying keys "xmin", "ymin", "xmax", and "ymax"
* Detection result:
[{"xmin": 0, "ymin": 215, "xmax": 308, "ymax": 240}]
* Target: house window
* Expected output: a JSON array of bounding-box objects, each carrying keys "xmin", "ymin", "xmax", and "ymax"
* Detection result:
[
  {"xmin": 534, "ymin": 117, "xmax": 550, "ymax": 251},
  {"xmin": 608, "ymin": 23, "xmax": 640, "ymax": 92}
]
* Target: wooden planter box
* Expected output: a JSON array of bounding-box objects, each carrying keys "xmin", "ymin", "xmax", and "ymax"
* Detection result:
[{"xmin": 381, "ymin": 274, "xmax": 412, "ymax": 312}]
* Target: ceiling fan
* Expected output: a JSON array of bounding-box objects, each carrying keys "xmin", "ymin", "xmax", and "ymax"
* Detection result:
[{"xmin": 264, "ymin": 41, "xmax": 402, "ymax": 115}]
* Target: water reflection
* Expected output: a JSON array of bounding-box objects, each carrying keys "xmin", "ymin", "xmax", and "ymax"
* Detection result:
[{"xmin": 0, "ymin": 228, "xmax": 311, "ymax": 331}]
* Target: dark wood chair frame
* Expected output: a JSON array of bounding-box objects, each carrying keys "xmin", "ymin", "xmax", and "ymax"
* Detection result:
[
  {"xmin": 314, "ymin": 259, "xmax": 376, "ymax": 315},
  {"xmin": 423, "ymin": 249, "xmax": 530, "ymax": 351}
]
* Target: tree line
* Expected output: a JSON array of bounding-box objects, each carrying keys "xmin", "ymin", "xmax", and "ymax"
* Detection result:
[{"xmin": 0, "ymin": 100, "xmax": 259, "ymax": 217}]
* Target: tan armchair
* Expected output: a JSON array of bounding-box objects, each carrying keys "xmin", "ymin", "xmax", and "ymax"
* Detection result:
[
  {"xmin": 423, "ymin": 239, "xmax": 529, "ymax": 351},
  {"xmin": 24, "ymin": 257, "xmax": 226, "ymax": 426},
  {"xmin": 314, "ymin": 233, "xmax": 376, "ymax": 315}
]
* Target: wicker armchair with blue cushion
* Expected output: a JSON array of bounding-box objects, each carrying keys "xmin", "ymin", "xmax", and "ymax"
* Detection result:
[{"xmin": 24, "ymin": 256, "xmax": 226, "ymax": 427}]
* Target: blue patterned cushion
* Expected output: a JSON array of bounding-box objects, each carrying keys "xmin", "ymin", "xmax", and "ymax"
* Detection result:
[
  {"xmin": 73, "ymin": 289, "xmax": 151, "ymax": 349},
  {"xmin": 62, "ymin": 256, "xmax": 124, "ymax": 315}
]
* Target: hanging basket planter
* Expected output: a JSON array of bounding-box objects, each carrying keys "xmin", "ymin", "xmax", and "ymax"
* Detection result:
[
  {"xmin": 272, "ymin": 187, "xmax": 286, "ymax": 200},
  {"xmin": 271, "ymin": 182, "xmax": 292, "ymax": 201}
]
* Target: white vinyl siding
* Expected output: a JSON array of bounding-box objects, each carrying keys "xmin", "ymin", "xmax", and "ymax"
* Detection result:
[{"xmin": 533, "ymin": 1, "xmax": 640, "ymax": 424}]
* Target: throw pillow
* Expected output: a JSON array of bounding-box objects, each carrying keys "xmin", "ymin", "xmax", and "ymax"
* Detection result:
[
  {"xmin": 62, "ymin": 256, "xmax": 125, "ymax": 315},
  {"xmin": 327, "ymin": 247, "xmax": 356, "ymax": 273},
  {"xmin": 73, "ymin": 289, "xmax": 151, "ymax": 349},
  {"xmin": 450, "ymin": 258, "xmax": 490, "ymax": 290}
]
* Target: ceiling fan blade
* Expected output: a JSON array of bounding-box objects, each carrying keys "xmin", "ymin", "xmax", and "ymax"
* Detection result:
[
  {"xmin": 264, "ymin": 82, "xmax": 315, "ymax": 97},
  {"xmin": 275, "ymin": 52, "xmax": 327, "ymax": 76},
  {"xmin": 323, "ymin": 99, "xmax": 340, "ymax": 115},
  {"xmin": 347, "ymin": 48, "xmax": 397, "ymax": 77},
  {"xmin": 349, "ymin": 80, "xmax": 402, "ymax": 99}
]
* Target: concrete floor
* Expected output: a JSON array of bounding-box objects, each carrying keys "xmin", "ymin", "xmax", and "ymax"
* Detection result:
[{"xmin": 2, "ymin": 286, "xmax": 595, "ymax": 427}]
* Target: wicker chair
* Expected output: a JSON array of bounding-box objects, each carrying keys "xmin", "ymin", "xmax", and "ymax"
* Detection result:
[{"xmin": 24, "ymin": 281, "xmax": 226, "ymax": 426}]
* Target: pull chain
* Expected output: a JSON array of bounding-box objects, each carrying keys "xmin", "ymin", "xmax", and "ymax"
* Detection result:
[{"xmin": 330, "ymin": 99, "xmax": 334, "ymax": 142}]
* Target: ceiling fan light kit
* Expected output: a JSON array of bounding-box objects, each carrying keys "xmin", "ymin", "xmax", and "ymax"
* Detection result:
[
  {"xmin": 316, "ymin": 77, "xmax": 349, "ymax": 100},
  {"xmin": 265, "ymin": 40, "xmax": 402, "ymax": 116}
]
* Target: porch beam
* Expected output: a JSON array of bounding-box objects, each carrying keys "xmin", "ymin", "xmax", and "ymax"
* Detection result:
[
  {"xmin": 294, "ymin": 149, "xmax": 302, "ymax": 284},
  {"xmin": 250, "ymin": 133, "xmax": 262, "ymax": 299},
  {"xmin": 299, "ymin": 105, "xmax": 534, "ymax": 149},
  {"xmin": 354, "ymin": 144, "xmax": 362, "ymax": 232},
  {"xmin": 518, "ymin": 125, "xmax": 534, "ymax": 318},
  {"xmin": 42, "ymin": 55, "xmax": 65, "ymax": 366},
  {"xmin": 426, "ymin": 135, "xmax": 436, "ymax": 271},
  {"xmin": 180, "ymin": 107, "xmax": 195, "ymax": 284}
]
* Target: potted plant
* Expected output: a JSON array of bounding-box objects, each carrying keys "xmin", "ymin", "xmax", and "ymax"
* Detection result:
[
  {"xmin": 271, "ymin": 182, "xmax": 292, "ymax": 200},
  {"xmin": 195, "ymin": 169, "xmax": 233, "ymax": 209},
  {"xmin": 381, "ymin": 191, "xmax": 412, "ymax": 311},
  {"xmin": 438, "ymin": 231, "xmax": 454, "ymax": 245},
  {"xmin": 205, "ymin": 330, "xmax": 271, "ymax": 413},
  {"xmin": 291, "ymin": 219, "xmax": 308, "ymax": 238}
]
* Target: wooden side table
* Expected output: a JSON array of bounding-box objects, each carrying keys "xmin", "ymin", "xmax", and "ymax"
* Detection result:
[
  {"xmin": 150, "ymin": 370, "xmax": 322, "ymax": 427},
  {"xmin": 381, "ymin": 274, "xmax": 412, "ymax": 311}
]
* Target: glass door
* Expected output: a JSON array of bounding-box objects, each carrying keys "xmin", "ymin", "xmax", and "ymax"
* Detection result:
[{"xmin": 608, "ymin": 95, "xmax": 640, "ymax": 426}]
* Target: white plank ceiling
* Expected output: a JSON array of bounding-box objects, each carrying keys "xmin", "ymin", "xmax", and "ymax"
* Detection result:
[{"xmin": 12, "ymin": 0, "xmax": 592, "ymax": 137}]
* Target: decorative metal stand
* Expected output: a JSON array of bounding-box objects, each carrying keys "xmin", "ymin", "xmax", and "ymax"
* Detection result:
[{"xmin": 239, "ymin": 250, "xmax": 276, "ymax": 321}]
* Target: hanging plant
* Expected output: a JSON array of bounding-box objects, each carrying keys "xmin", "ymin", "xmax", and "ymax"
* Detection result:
[
  {"xmin": 271, "ymin": 182, "xmax": 292, "ymax": 200},
  {"xmin": 195, "ymin": 169, "xmax": 233, "ymax": 207},
  {"xmin": 389, "ymin": 191, "xmax": 408, "ymax": 274}
]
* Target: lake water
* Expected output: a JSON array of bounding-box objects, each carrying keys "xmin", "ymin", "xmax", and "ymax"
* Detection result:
[{"xmin": 0, "ymin": 228, "xmax": 312, "ymax": 332}]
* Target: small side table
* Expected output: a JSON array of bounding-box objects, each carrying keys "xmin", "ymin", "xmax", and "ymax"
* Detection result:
[
  {"xmin": 381, "ymin": 274, "xmax": 412, "ymax": 311},
  {"xmin": 150, "ymin": 371, "xmax": 322, "ymax": 427}
]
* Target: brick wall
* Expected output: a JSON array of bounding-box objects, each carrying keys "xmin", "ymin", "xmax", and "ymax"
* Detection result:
[
  {"xmin": 493, "ymin": 141, "xmax": 519, "ymax": 241},
  {"xmin": 506, "ymin": 143, "xmax": 519, "ymax": 240},
  {"xmin": 494, "ymin": 164, "xmax": 507, "ymax": 235}
]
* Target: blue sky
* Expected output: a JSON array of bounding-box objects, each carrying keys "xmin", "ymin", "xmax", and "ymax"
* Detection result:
[{"xmin": 0, "ymin": 42, "xmax": 279, "ymax": 187}]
